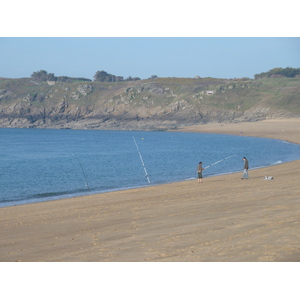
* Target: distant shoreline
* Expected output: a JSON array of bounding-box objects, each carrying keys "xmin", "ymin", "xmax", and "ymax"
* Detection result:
[{"xmin": 173, "ymin": 118, "xmax": 300, "ymax": 145}]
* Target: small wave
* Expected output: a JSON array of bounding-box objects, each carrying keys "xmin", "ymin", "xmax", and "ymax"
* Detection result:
[
  {"xmin": 273, "ymin": 160, "xmax": 283, "ymax": 165},
  {"xmin": 32, "ymin": 189, "xmax": 87, "ymax": 199},
  {"xmin": 0, "ymin": 188, "xmax": 90, "ymax": 208}
]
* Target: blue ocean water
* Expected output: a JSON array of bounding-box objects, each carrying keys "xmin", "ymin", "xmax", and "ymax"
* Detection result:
[{"xmin": 0, "ymin": 128, "xmax": 299, "ymax": 207}]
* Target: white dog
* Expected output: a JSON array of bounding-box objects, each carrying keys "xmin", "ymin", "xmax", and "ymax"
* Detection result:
[{"xmin": 264, "ymin": 176, "xmax": 274, "ymax": 180}]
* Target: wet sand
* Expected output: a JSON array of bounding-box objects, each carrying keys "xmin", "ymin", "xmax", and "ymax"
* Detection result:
[{"xmin": 0, "ymin": 118, "xmax": 299, "ymax": 262}]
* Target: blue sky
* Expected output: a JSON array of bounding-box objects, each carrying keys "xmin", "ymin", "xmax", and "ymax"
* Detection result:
[
  {"xmin": 1, "ymin": 2, "xmax": 299, "ymax": 80},
  {"xmin": 1, "ymin": 37, "xmax": 299, "ymax": 80}
]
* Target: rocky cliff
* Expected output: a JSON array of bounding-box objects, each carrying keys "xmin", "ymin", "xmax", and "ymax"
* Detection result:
[{"xmin": 0, "ymin": 77, "xmax": 299, "ymax": 130}]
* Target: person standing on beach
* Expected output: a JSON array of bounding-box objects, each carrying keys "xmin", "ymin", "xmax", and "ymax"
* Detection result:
[
  {"xmin": 197, "ymin": 162, "xmax": 205, "ymax": 183},
  {"xmin": 242, "ymin": 157, "xmax": 249, "ymax": 179}
]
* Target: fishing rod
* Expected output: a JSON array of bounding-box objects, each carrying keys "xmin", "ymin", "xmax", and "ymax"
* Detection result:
[
  {"xmin": 204, "ymin": 154, "xmax": 237, "ymax": 169},
  {"xmin": 74, "ymin": 155, "xmax": 91, "ymax": 192},
  {"xmin": 133, "ymin": 136, "xmax": 151, "ymax": 184}
]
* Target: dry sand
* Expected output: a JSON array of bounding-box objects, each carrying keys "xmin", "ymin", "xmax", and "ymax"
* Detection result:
[{"xmin": 0, "ymin": 118, "xmax": 299, "ymax": 262}]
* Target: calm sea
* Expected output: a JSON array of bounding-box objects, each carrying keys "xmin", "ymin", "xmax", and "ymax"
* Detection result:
[{"xmin": 0, "ymin": 128, "xmax": 299, "ymax": 207}]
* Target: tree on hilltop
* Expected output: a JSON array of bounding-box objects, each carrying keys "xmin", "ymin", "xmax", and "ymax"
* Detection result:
[
  {"xmin": 93, "ymin": 70, "xmax": 141, "ymax": 82},
  {"xmin": 94, "ymin": 70, "xmax": 123, "ymax": 82},
  {"xmin": 31, "ymin": 70, "xmax": 55, "ymax": 82},
  {"xmin": 31, "ymin": 70, "xmax": 91, "ymax": 83}
]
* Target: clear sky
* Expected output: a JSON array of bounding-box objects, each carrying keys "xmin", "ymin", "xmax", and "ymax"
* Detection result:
[
  {"xmin": 1, "ymin": 1, "xmax": 299, "ymax": 80},
  {"xmin": 1, "ymin": 37, "xmax": 299, "ymax": 80}
]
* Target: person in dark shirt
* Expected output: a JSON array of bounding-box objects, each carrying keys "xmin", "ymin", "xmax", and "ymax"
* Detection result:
[{"xmin": 242, "ymin": 157, "xmax": 249, "ymax": 179}]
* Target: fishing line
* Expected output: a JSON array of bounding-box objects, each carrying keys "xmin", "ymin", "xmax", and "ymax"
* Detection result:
[
  {"xmin": 204, "ymin": 154, "xmax": 237, "ymax": 169},
  {"xmin": 73, "ymin": 155, "xmax": 91, "ymax": 192},
  {"xmin": 133, "ymin": 136, "xmax": 151, "ymax": 184}
]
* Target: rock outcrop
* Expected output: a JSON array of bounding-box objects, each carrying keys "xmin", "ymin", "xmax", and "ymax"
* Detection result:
[{"xmin": 0, "ymin": 77, "xmax": 299, "ymax": 130}]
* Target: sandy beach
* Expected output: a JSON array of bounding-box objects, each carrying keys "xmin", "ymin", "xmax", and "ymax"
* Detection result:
[{"xmin": 0, "ymin": 118, "xmax": 299, "ymax": 262}]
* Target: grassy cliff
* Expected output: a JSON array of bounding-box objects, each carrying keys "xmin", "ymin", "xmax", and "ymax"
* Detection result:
[{"xmin": 0, "ymin": 76, "xmax": 299, "ymax": 130}]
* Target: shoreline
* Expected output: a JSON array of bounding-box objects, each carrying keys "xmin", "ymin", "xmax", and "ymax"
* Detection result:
[
  {"xmin": 0, "ymin": 118, "xmax": 300, "ymax": 262},
  {"xmin": 2, "ymin": 122, "xmax": 299, "ymax": 208},
  {"xmin": 0, "ymin": 156, "xmax": 294, "ymax": 209}
]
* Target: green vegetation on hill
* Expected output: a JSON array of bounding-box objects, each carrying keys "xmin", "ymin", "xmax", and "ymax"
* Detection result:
[
  {"xmin": 0, "ymin": 75, "xmax": 299, "ymax": 130},
  {"xmin": 29, "ymin": 67, "xmax": 300, "ymax": 83},
  {"xmin": 254, "ymin": 67, "xmax": 300, "ymax": 79},
  {"xmin": 31, "ymin": 70, "xmax": 92, "ymax": 83}
]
